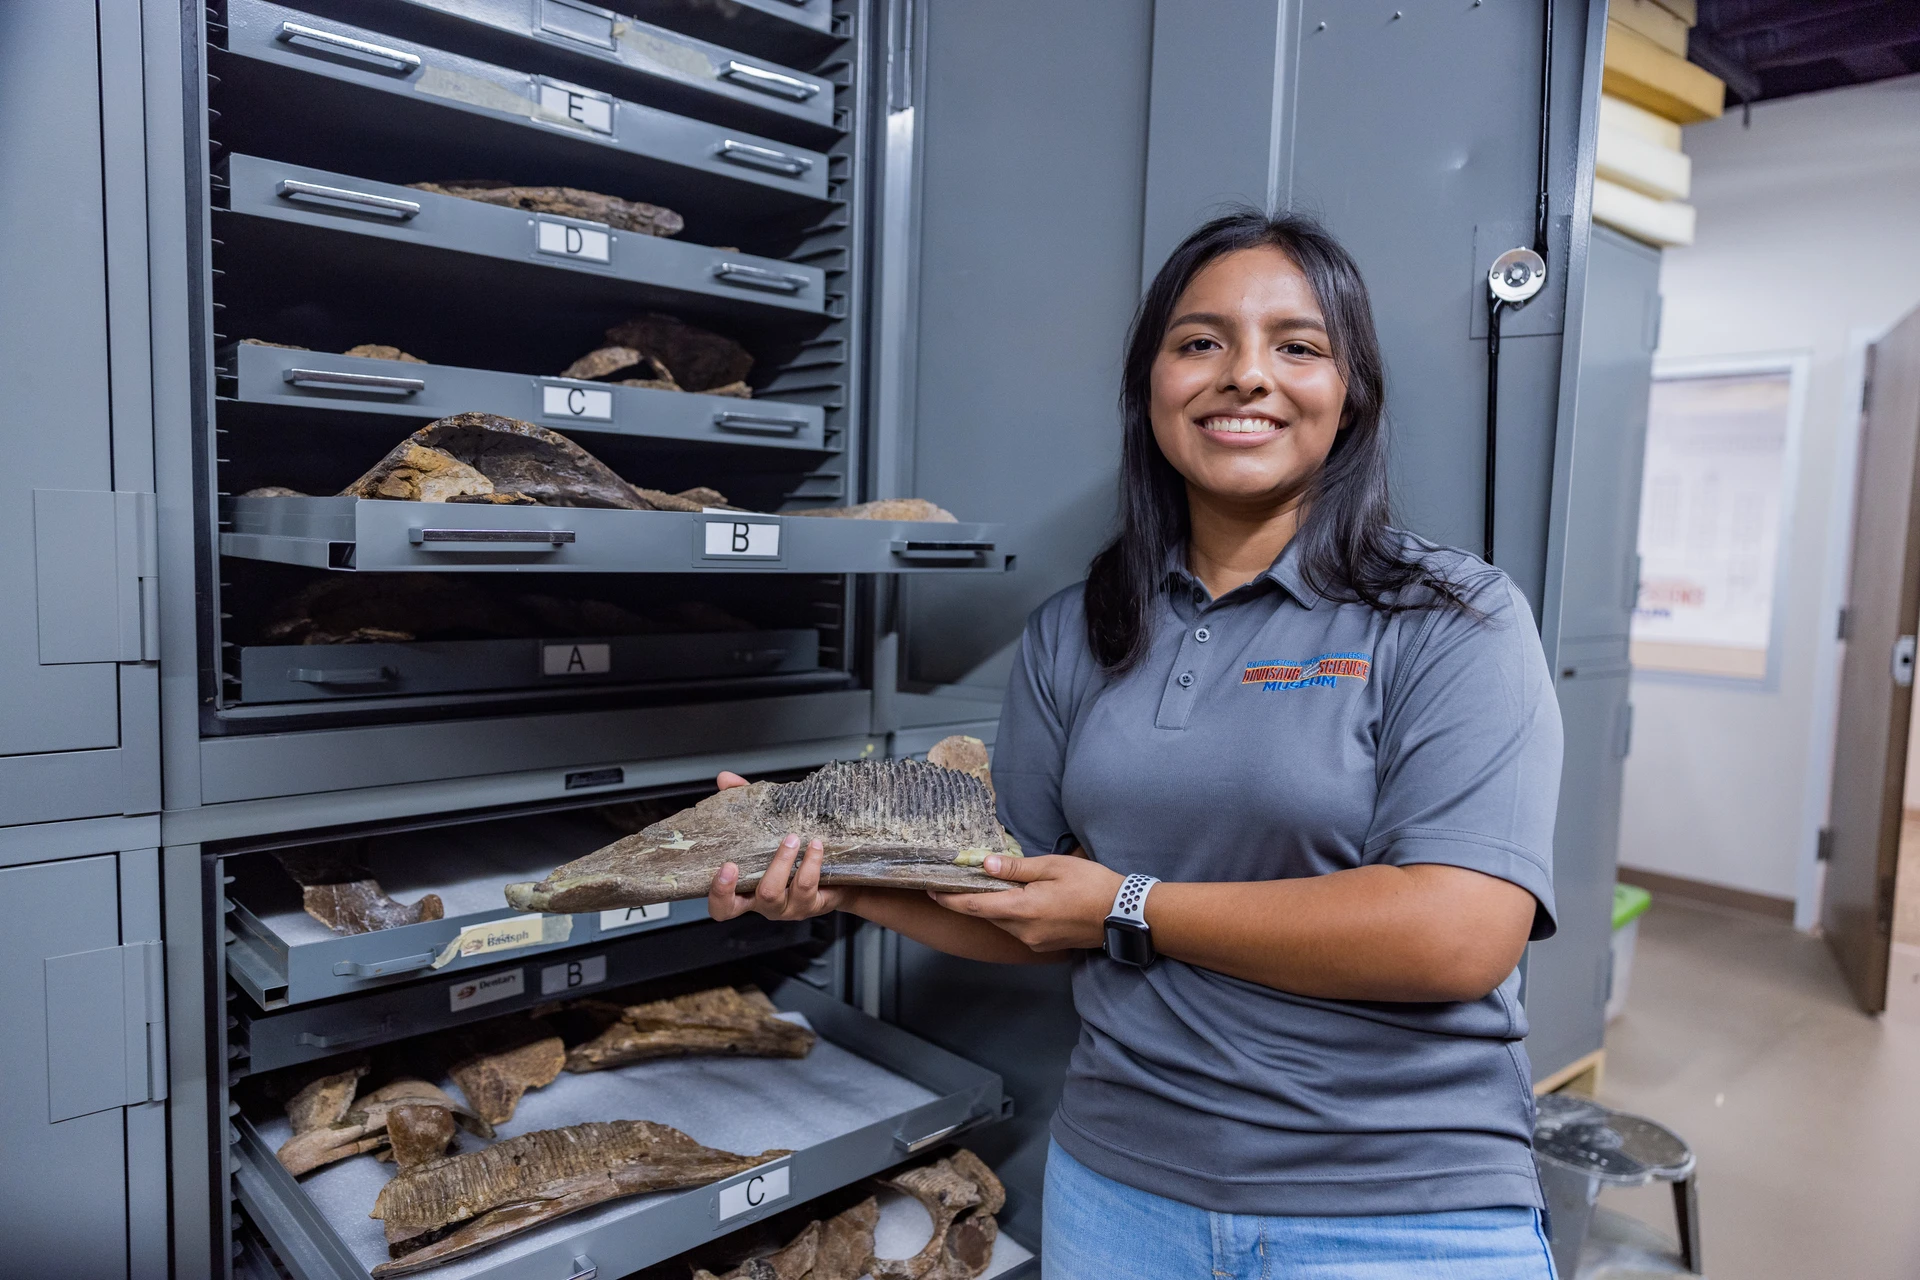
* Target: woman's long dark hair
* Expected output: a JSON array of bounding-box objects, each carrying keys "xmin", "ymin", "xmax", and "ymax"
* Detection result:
[{"xmin": 1085, "ymin": 210, "xmax": 1470, "ymax": 672}]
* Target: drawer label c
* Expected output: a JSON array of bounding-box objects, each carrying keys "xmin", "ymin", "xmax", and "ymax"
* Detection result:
[
  {"xmin": 717, "ymin": 1164, "xmax": 790, "ymax": 1222},
  {"xmin": 543, "ymin": 643, "xmax": 611, "ymax": 675},
  {"xmin": 703, "ymin": 520, "xmax": 781, "ymax": 559},
  {"xmin": 431, "ymin": 913, "xmax": 573, "ymax": 969},
  {"xmin": 541, "ymin": 383, "xmax": 613, "ymax": 421},
  {"xmin": 535, "ymin": 218, "xmax": 611, "ymax": 263},
  {"xmin": 449, "ymin": 968, "xmax": 524, "ymax": 1011},
  {"xmin": 598, "ymin": 903, "xmax": 671, "ymax": 934}
]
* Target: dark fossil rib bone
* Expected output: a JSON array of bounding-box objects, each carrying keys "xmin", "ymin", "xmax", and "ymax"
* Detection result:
[
  {"xmin": 368, "ymin": 1121, "xmax": 788, "ymax": 1276},
  {"xmin": 408, "ymin": 182, "xmax": 683, "ymax": 237},
  {"xmin": 563, "ymin": 985, "xmax": 814, "ymax": 1073},
  {"xmin": 275, "ymin": 843, "xmax": 444, "ymax": 935},
  {"xmin": 504, "ymin": 741, "xmax": 1018, "ymax": 912}
]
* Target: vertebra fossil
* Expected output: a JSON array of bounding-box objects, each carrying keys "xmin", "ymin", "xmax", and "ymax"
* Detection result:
[
  {"xmin": 408, "ymin": 182, "xmax": 683, "ymax": 237},
  {"xmin": 504, "ymin": 741, "xmax": 1017, "ymax": 913},
  {"xmin": 563, "ymin": 985, "xmax": 814, "ymax": 1073},
  {"xmin": 275, "ymin": 843, "xmax": 444, "ymax": 935},
  {"xmin": 369, "ymin": 1121, "xmax": 786, "ymax": 1275}
]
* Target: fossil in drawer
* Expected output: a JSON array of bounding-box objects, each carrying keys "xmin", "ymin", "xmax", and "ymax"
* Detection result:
[
  {"xmin": 369, "ymin": 1120, "xmax": 788, "ymax": 1275},
  {"xmin": 874, "ymin": 1149, "xmax": 1005, "ymax": 1280},
  {"xmin": 239, "ymin": 337, "xmax": 426, "ymax": 363},
  {"xmin": 789, "ymin": 498, "xmax": 958, "ymax": 523},
  {"xmin": 275, "ymin": 842, "xmax": 445, "ymax": 935},
  {"xmin": 694, "ymin": 1195, "xmax": 878, "ymax": 1280},
  {"xmin": 563, "ymin": 984, "xmax": 815, "ymax": 1072},
  {"xmin": 408, "ymin": 181, "xmax": 683, "ymax": 237},
  {"xmin": 444, "ymin": 1018, "xmax": 566, "ymax": 1125},
  {"xmin": 278, "ymin": 1074, "xmax": 493, "ymax": 1177},
  {"xmin": 504, "ymin": 739, "xmax": 1019, "ymax": 912}
]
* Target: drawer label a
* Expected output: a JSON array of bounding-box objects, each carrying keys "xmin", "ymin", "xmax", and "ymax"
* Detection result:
[
  {"xmin": 540, "ymin": 953, "xmax": 608, "ymax": 995},
  {"xmin": 535, "ymin": 78, "xmax": 614, "ymax": 133},
  {"xmin": 543, "ymin": 642, "xmax": 612, "ymax": 676},
  {"xmin": 703, "ymin": 520, "xmax": 781, "ymax": 559},
  {"xmin": 598, "ymin": 903, "xmax": 671, "ymax": 934},
  {"xmin": 717, "ymin": 1164, "xmax": 790, "ymax": 1222},
  {"xmin": 432, "ymin": 913, "xmax": 573, "ymax": 969},
  {"xmin": 449, "ymin": 968, "xmax": 524, "ymax": 1012},
  {"xmin": 535, "ymin": 218, "xmax": 611, "ymax": 263},
  {"xmin": 541, "ymin": 383, "xmax": 614, "ymax": 421}
]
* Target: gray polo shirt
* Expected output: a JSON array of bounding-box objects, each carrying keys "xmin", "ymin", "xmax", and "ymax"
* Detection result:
[{"xmin": 994, "ymin": 532, "xmax": 1561, "ymax": 1217}]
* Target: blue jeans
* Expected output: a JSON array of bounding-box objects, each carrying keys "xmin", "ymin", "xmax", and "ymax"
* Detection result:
[{"xmin": 1042, "ymin": 1139, "xmax": 1556, "ymax": 1280}]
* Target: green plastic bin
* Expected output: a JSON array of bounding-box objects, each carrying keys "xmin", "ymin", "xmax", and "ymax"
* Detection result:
[{"xmin": 1606, "ymin": 883, "xmax": 1652, "ymax": 1021}]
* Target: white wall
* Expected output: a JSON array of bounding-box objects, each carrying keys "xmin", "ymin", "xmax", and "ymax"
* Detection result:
[{"xmin": 1618, "ymin": 76, "xmax": 1920, "ymax": 914}]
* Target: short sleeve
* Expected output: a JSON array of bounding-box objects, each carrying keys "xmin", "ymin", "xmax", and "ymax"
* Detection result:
[
  {"xmin": 991, "ymin": 590, "xmax": 1082, "ymax": 858},
  {"xmin": 1366, "ymin": 573, "xmax": 1563, "ymax": 939}
]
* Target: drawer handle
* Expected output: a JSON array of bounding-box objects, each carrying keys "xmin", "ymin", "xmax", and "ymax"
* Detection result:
[
  {"xmin": 717, "ymin": 139, "xmax": 813, "ymax": 177},
  {"xmin": 275, "ymin": 22, "xmax": 421, "ymax": 73},
  {"xmin": 289, "ymin": 666, "xmax": 393, "ymax": 686},
  {"xmin": 897, "ymin": 1121, "xmax": 963, "ymax": 1154},
  {"xmin": 890, "ymin": 539, "xmax": 992, "ymax": 562},
  {"xmin": 296, "ymin": 1017, "xmax": 396, "ymax": 1049},
  {"xmin": 568, "ymin": 1258, "xmax": 598, "ymax": 1280},
  {"xmin": 409, "ymin": 528, "xmax": 576, "ymax": 548},
  {"xmin": 332, "ymin": 953, "xmax": 434, "ymax": 979},
  {"xmin": 276, "ymin": 179, "xmax": 421, "ymax": 220},
  {"xmin": 721, "ymin": 60, "xmax": 822, "ymax": 101},
  {"xmin": 712, "ymin": 261, "xmax": 806, "ymax": 294},
  {"xmin": 728, "ymin": 647, "xmax": 789, "ymax": 664},
  {"xmin": 283, "ymin": 367, "xmax": 425, "ymax": 395},
  {"xmin": 713, "ymin": 410, "xmax": 805, "ymax": 436}
]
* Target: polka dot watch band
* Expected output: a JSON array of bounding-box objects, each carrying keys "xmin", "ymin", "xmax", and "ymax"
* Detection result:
[{"xmin": 1103, "ymin": 873, "xmax": 1160, "ymax": 967}]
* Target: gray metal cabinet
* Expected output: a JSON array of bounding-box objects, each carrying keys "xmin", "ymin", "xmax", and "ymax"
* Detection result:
[
  {"xmin": 0, "ymin": 850, "xmax": 168, "ymax": 1279},
  {"xmin": 0, "ymin": 0, "xmax": 160, "ymax": 826}
]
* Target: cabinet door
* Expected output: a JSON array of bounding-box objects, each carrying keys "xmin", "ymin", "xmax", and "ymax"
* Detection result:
[{"xmin": 0, "ymin": 854, "xmax": 167, "ymax": 1280}]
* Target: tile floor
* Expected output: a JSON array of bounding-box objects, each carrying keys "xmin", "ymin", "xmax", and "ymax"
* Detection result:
[{"xmin": 1589, "ymin": 898, "xmax": 1920, "ymax": 1278}]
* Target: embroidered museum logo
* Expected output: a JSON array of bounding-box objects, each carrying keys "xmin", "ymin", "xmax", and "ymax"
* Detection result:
[{"xmin": 1240, "ymin": 651, "xmax": 1372, "ymax": 691}]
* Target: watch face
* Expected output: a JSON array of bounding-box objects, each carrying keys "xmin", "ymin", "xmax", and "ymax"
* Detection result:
[{"xmin": 1104, "ymin": 920, "xmax": 1155, "ymax": 967}]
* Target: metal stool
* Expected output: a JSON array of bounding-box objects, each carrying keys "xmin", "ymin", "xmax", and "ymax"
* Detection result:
[{"xmin": 1534, "ymin": 1092, "xmax": 1701, "ymax": 1277}]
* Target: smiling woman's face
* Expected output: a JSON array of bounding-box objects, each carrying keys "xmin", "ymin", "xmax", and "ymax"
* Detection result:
[{"xmin": 1148, "ymin": 245, "xmax": 1348, "ymax": 513}]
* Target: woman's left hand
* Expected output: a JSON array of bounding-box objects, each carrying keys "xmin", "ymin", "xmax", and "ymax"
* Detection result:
[{"xmin": 929, "ymin": 854, "xmax": 1123, "ymax": 952}]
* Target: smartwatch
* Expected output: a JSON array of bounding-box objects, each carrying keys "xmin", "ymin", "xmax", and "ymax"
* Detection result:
[{"xmin": 1104, "ymin": 874, "xmax": 1160, "ymax": 968}]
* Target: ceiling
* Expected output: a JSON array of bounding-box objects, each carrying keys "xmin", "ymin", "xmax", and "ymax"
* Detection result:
[{"xmin": 1690, "ymin": 0, "xmax": 1920, "ymax": 104}]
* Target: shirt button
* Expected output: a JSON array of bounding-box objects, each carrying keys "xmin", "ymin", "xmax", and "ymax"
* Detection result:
[
  {"xmin": 1177, "ymin": 671, "xmax": 1194, "ymax": 688},
  {"xmin": 1195, "ymin": 627, "xmax": 1211, "ymax": 643},
  {"xmin": 1192, "ymin": 590, "xmax": 1206, "ymax": 605}
]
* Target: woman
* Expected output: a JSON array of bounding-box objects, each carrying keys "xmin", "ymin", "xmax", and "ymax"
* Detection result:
[{"xmin": 709, "ymin": 212, "xmax": 1561, "ymax": 1279}]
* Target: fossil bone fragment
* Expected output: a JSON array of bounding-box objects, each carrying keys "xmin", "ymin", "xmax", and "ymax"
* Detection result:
[
  {"xmin": 924, "ymin": 736, "xmax": 992, "ymax": 794},
  {"xmin": 605, "ymin": 314, "xmax": 753, "ymax": 393},
  {"xmin": 342, "ymin": 441, "xmax": 504, "ymax": 505},
  {"xmin": 557, "ymin": 345, "xmax": 677, "ymax": 389},
  {"xmin": 563, "ymin": 985, "xmax": 814, "ymax": 1073},
  {"xmin": 444, "ymin": 1019, "xmax": 566, "ymax": 1125},
  {"xmin": 277, "ymin": 1079, "xmax": 491, "ymax": 1177},
  {"xmin": 695, "ymin": 1220, "xmax": 821, "ymax": 1280},
  {"xmin": 788, "ymin": 499, "xmax": 957, "ymax": 523},
  {"xmin": 368, "ymin": 1121, "xmax": 787, "ymax": 1275},
  {"xmin": 381, "ymin": 1105, "xmax": 461, "ymax": 1171},
  {"xmin": 344, "ymin": 414, "xmax": 647, "ymax": 509},
  {"xmin": 814, "ymin": 1195, "xmax": 882, "ymax": 1280},
  {"xmin": 871, "ymin": 1150, "xmax": 1004, "ymax": 1280},
  {"xmin": 504, "ymin": 742, "xmax": 1018, "ymax": 913},
  {"xmin": 408, "ymin": 182, "xmax": 683, "ymax": 237},
  {"xmin": 283, "ymin": 1061, "xmax": 368, "ymax": 1136},
  {"xmin": 241, "ymin": 485, "xmax": 309, "ymax": 498},
  {"xmin": 344, "ymin": 344, "xmax": 426, "ymax": 363},
  {"xmin": 275, "ymin": 843, "xmax": 445, "ymax": 935}
]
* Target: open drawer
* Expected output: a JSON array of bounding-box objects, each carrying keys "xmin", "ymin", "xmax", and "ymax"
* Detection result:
[
  {"xmin": 286, "ymin": 0, "xmax": 838, "ymax": 139},
  {"xmin": 232, "ymin": 978, "xmax": 1014, "ymax": 1280},
  {"xmin": 226, "ymin": 808, "xmax": 708, "ymax": 1009},
  {"xmin": 227, "ymin": 342, "xmax": 830, "ymax": 452},
  {"xmin": 221, "ymin": 497, "xmax": 1009, "ymax": 575},
  {"xmin": 220, "ymin": 0, "xmax": 832, "ymax": 223},
  {"xmin": 222, "ymin": 155, "xmax": 830, "ymax": 320}
]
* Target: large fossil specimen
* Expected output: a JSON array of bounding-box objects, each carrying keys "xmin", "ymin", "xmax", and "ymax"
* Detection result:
[
  {"xmin": 277, "ymin": 1077, "xmax": 492, "ymax": 1177},
  {"xmin": 563, "ymin": 985, "xmax": 815, "ymax": 1073},
  {"xmin": 408, "ymin": 182, "xmax": 683, "ymax": 237},
  {"xmin": 369, "ymin": 1121, "xmax": 788, "ymax": 1276},
  {"xmin": 788, "ymin": 499, "xmax": 957, "ymax": 523},
  {"xmin": 443, "ymin": 1019, "xmax": 566, "ymax": 1125},
  {"xmin": 238, "ymin": 337, "xmax": 425, "ymax": 362},
  {"xmin": 873, "ymin": 1149, "xmax": 1004, "ymax": 1280},
  {"xmin": 504, "ymin": 741, "xmax": 1018, "ymax": 913},
  {"xmin": 275, "ymin": 842, "xmax": 444, "ymax": 935},
  {"xmin": 344, "ymin": 413, "xmax": 647, "ymax": 509},
  {"xmin": 693, "ymin": 1196, "xmax": 878, "ymax": 1280},
  {"xmin": 606, "ymin": 314, "xmax": 753, "ymax": 394}
]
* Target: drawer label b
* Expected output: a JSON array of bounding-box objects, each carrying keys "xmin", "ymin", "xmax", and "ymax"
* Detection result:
[
  {"xmin": 540, "ymin": 953, "xmax": 607, "ymax": 995},
  {"xmin": 541, "ymin": 383, "xmax": 613, "ymax": 421},
  {"xmin": 702, "ymin": 520, "xmax": 781, "ymax": 559},
  {"xmin": 535, "ymin": 218, "xmax": 611, "ymax": 263},
  {"xmin": 717, "ymin": 1164, "xmax": 790, "ymax": 1222}
]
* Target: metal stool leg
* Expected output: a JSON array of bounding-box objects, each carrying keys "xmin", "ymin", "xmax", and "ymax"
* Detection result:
[{"xmin": 1670, "ymin": 1174, "xmax": 1702, "ymax": 1274}]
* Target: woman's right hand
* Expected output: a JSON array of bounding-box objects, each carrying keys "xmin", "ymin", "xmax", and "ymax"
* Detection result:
[{"xmin": 705, "ymin": 771, "xmax": 853, "ymax": 922}]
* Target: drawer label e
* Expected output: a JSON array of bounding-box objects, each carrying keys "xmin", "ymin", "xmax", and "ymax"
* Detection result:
[
  {"xmin": 540, "ymin": 953, "xmax": 607, "ymax": 995},
  {"xmin": 598, "ymin": 903, "xmax": 671, "ymax": 934},
  {"xmin": 449, "ymin": 968, "xmax": 524, "ymax": 1012},
  {"xmin": 535, "ymin": 218, "xmax": 611, "ymax": 263},
  {"xmin": 541, "ymin": 383, "xmax": 613, "ymax": 421},
  {"xmin": 717, "ymin": 1163, "xmax": 790, "ymax": 1223},
  {"xmin": 543, "ymin": 642, "xmax": 611, "ymax": 675},
  {"xmin": 432, "ymin": 913, "xmax": 573, "ymax": 969},
  {"xmin": 702, "ymin": 520, "xmax": 781, "ymax": 559},
  {"xmin": 535, "ymin": 78, "xmax": 614, "ymax": 134}
]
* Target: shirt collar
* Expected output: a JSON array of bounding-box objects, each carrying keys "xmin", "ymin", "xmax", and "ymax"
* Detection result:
[{"xmin": 1163, "ymin": 537, "xmax": 1324, "ymax": 610}]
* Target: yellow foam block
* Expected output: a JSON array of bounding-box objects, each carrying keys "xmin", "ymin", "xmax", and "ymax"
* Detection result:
[
  {"xmin": 1593, "ymin": 177, "xmax": 1695, "ymax": 248},
  {"xmin": 1600, "ymin": 94, "xmax": 1684, "ymax": 151},
  {"xmin": 1611, "ymin": 0, "xmax": 1689, "ymax": 55},
  {"xmin": 1598, "ymin": 125, "xmax": 1691, "ymax": 200},
  {"xmin": 1604, "ymin": 22, "xmax": 1724, "ymax": 123}
]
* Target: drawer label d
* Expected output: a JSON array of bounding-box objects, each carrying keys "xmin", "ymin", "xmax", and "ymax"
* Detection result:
[
  {"xmin": 541, "ymin": 383, "xmax": 613, "ymax": 421},
  {"xmin": 598, "ymin": 903, "xmax": 671, "ymax": 934},
  {"xmin": 543, "ymin": 642, "xmax": 611, "ymax": 675},
  {"xmin": 449, "ymin": 968, "xmax": 524, "ymax": 1012},
  {"xmin": 702, "ymin": 520, "xmax": 781, "ymax": 560},
  {"xmin": 535, "ymin": 218, "xmax": 611, "ymax": 263},
  {"xmin": 431, "ymin": 913, "xmax": 573, "ymax": 969},
  {"xmin": 717, "ymin": 1164, "xmax": 790, "ymax": 1222}
]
